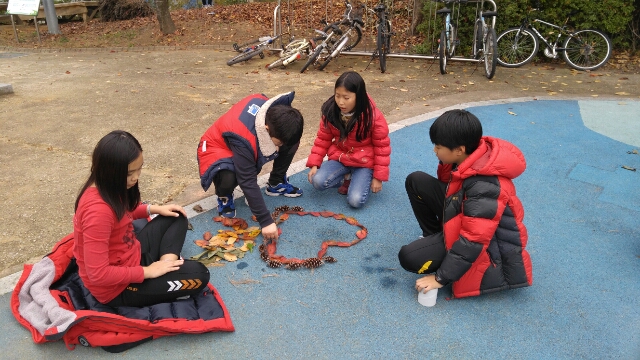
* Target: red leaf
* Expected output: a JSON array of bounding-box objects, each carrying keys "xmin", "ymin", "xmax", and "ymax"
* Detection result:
[
  {"xmin": 280, "ymin": 213, "xmax": 289, "ymax": 221},
  {"xmin": 319, "ymin": 211, "xmax": 333, "ymax": 217},
  {"xmin": 356, "ymin": 229, "xmax": 367, "ymax": 239},
  {"xmin": 345, "ymin": 217, "xmax": 359, "ymax": 226},
  {"xmin": 194, "ymin": 239, "xmax": 208, "ymax": 247},
  {"xmin": 203, "ymin": 231, "xmax": 213, "ymax": 241},
  {"xmin": 278, "ymin": 228, "xmax": 283, "ymax": 236},
  {"xmin": 310, "ymin": 212, "xmax": 320, "ymax": 217},
  {"xmin": 336, "ymin": 242, "xmax": 351, "ymax": 247},
  {"xmin": 332, "ymin": 213, "xmax": 346, "ymax": 220},
  {"xmin": 213, "ymin": 216, "xmax": 224, "ymax": 222}
]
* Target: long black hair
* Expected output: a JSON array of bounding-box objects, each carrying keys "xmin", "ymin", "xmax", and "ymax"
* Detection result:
[
  {"xmin": 321, "ymin": 71, "xmax": 373, "ymax": 142},
  {"xmin": 75, "ymin": 130, "xmax": 143, "ymax": 220}
]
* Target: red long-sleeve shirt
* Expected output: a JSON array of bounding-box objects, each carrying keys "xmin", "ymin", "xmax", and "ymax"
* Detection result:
[{"xmin": 73, "ymin": 187, "xmax": 146, "ymax": 303}]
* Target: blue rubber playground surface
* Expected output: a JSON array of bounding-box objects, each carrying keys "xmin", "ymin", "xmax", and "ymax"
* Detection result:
[{"xmin": 1, "ymin": 98, "xmax": 638, "ymax": 358}]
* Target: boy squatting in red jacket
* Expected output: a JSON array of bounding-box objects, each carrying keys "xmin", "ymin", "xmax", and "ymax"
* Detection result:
[{"xmin": 398, "ymin": 109, "xmax": 533, "ymax": 299}]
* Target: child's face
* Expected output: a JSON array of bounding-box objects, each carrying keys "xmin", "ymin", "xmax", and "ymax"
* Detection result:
[
  {"xmin": 433, "ymin": 144, "xmax": 464, "ymax": 164},
  {"xmin": 334, "ymin": 86, "xmax": 356, "ymax": 114},
  {"xmin": 127, "ymin": 153, "xmax": 144, "ymax": 189}
]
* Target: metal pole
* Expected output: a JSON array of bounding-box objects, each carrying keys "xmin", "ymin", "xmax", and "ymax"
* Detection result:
[
  {"xmin": 343, "ymin": 50, "xmax": 482, "ymax": 62},
  {"xmin": 10, "ymin": 15, "xmax": 19, "ymax": 43},
  {"xmin": 41, "ymin": 0, "xmax": 60, "ymax": 34}
]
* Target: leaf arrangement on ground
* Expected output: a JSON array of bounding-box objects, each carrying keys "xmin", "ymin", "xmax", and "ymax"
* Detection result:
[
  {"xmin": 258, "ymin": 205, "xmax": 368, "ymax": 271},
  {"xmin": 191, "ymin": 216, "xmax": 259, "ymax": 266}
]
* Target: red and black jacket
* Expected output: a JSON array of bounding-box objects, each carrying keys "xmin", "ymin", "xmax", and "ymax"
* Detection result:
[{"xmin": 435, "ymin": 136, "xmax": 533, "ymax": 298}]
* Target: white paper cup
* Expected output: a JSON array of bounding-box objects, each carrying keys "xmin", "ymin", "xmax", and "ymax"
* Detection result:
[{"xmin": 417, "ymin": 288, "xmax": 438, "ymax": 307}]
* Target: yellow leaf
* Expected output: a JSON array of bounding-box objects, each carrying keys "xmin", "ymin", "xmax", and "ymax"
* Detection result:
[
  {"xmin": 468, "ymin": 81, "xmax": 475, "ymax": 85},
  {"xmin": 615, "ymin": 92, "xmax": 630, "ymax": 96},
  {"xmin": 390, "ymin": 86, "xmax": 398, "ymax": 90},
  {"xmin": 400, "ymin": 88, "xmax": 408, "ymax": 92},
  {"xmin": 508, "ymin": 111, "xmax": 517, "ymax": 116},
  {"xmin": 209, "ymin": 236, "xmax": 226, "ymax": 247},
  {"xmin": 240, "ymin": 241, "xmax": 254, "ymax": 252},
  {"xmin": 223, "ymin": 253, "xmax": 238, "ymax": 262},
  {"xmin": 226, "ymin": 237, "xmax": 237, "ymax": 245}
]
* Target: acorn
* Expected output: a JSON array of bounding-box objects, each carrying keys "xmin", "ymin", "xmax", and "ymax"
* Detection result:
[
  {"xmin": 303, "ymin": 257, "xmax": 323, "ymax": 269},
  {"xmin": 323, "ymin": 256, "xmax": 337, "ymax": 263}
]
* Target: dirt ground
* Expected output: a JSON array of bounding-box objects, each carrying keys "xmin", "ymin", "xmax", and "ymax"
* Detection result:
[{"xmin": 1, "ymin": 8, "xmax": 639, "ymax": 278}]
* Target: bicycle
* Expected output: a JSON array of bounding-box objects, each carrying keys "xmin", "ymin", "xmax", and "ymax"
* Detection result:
[
  {"xmin": 367, "ymin": 0, "xmax": 394, "ymax": 73},
  {"xmin": 266, "ymin": 38, "xmax": 314, "ymax": 70},
  {"xmin": 495, "ymin": 8, "xmax": 612, "ymax": 71},
  {"xmin": 227, "ymin": 21, "xmax": 293, "ymax": 66},
  {"xmin": 432, "ymin": 0, "xmax": 466, "ymax": 75},
  {"xmin": 300, "ymin": 0, "xmax": 363, "ymax": 73},
  {"xmin": 470, "ymin": 0, "xmax": 497, "ymax": 79}
]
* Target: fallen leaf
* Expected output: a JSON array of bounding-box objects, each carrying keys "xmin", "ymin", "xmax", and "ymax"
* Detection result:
[
  {"xmin": 508, "ymin": 111, "xmax": 517, "ymax": 116},
  {"xmin": 621, "ymin": 165, "xmax": 637, "ymax": 171},
  {"xmin": 615, "ymin": 92, "xmax": 630, "ymax": 96},
  {"xmin": 193, "ymin": 204, "xmax": 204, "ymax": 213}
]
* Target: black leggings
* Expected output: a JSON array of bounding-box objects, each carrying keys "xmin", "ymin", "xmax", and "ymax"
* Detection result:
[
  {"xmin": 398, "ymin": 171, "xmax": 448, "ymax": 274},
  {"xmin": 107, "ymin": 214, "xmax": 210, "ymax": 308}
]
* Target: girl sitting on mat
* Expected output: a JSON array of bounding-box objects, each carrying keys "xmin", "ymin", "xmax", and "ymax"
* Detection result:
[
  {"xmin": 306, "ymin": 71, "xmax": 391, "ymax": 208},
  {"xmin": 73, "ymin": 130, "xmax": 209, "ymax": 308}
]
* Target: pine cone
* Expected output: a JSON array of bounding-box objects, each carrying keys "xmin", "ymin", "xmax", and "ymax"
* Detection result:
[
  {"xmin": 291, "ymin": 206, "xmax": 304, "ymax": 212},
  {"xmin": 267, "ymin": 259, "xmax": 282, "ymax": 268},
  {"xmin": 260, "ymin": 252, "xmax": 270, "ymax": 262},
  {"xmin": 259, "ymin": 244, "xmax": 266, "ymax": 253},
  {"xmin": 323, "ymin": 256, "xmax": 337, "ymax": 263},
  {"xmin": 285, "ymin": 262, "xmax": 302, "ymax": 270},
  {"xmin": 303, "ymin": 257, "xmax": 323, "ymax": 269}
]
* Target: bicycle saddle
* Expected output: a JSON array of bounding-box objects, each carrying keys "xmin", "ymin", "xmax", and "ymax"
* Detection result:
[
  {"xmin": 436, "ymin": 7, "xmax": 452, "ymax": 15},
  {"xmin": 482, "ymin": 11, "xmax": 498, "ymax": 18}
]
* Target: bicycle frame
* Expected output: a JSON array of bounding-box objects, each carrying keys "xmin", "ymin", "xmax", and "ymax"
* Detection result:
[{"xmin": 525, "ymin": 18, "xmax": 570, "ymax": 58}]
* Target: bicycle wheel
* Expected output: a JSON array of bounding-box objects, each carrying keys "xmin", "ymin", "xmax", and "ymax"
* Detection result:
[
  {"xmin": 227, "ymin": 48, "xmax": 263, "ymax": 66},
  {"xmin": 377, "ymin": 21, "xmax": 390, "ymax": 73},
  {"xmin": 472, "ymin": 19, "xmax": 483, "ymax": 59},
  {"xmin": 344, "ymin": 24, "xmax": 362, "ymax": 51},
  {"xmin": 496, "ymin": 27, "xmax": 539, "ymax": 68},
  {"xmin": 483, "ymin": 27, "xmax": 497, "ymax": 79},
  {"xmin": 300, "ymin": 44, "xmax": 323, "ymax": 73},
  {"xmin": 438, "ymin": 30, "xmax": 447, "ymax": 75},
  {"xmin": 562, "ymin": 29, "xmax": 612, "ymax": 71}
]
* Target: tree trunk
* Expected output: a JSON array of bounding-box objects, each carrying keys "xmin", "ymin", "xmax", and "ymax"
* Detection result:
[
  {"xmin": 156, "ymin": 0, "xmax": 176, "ymax": 35},
  {"xmin": 410, "ymin": 0, "xmax": 425, "ymax": 36}
]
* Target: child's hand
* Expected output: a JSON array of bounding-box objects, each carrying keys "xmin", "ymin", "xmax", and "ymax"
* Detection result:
[
  {"xmin": 262, "ymin": 223, "xmax": 279, "ymax": 241},
  {"xmin": 152, "ymin": 204, "xmax": 186, "ymax": 217},
  {"xmin": 416, "ymin": 274, "xmax": 443, "ymax": 293},
  {"xmin": 371, "ymin": 178, "xmax": 383, "ymax": 193},
  {"xmin": 143, "ymin": 259, "xmax": 184, "ymax": 279},
  {"xmin": 308, "ymin": 166, "xmax": 318, "ymax": 184}
]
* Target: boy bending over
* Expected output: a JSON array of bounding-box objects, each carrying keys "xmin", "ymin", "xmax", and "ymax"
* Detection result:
[{"xmin": 198, "ymin": 92, "xmax": 304, "ymax": 241}]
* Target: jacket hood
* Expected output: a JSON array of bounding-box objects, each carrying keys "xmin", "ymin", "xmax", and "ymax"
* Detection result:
[{"xmin": 456, "ymin": 136, "xmax": 526, "ymax": 180}]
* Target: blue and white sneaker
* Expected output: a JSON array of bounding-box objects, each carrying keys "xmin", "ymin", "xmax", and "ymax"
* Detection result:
[
  {"xmin": 265, "ymin": 176, "xmax": 303, "ymax": 197},
  {"xmin": 217, "ymin": 195, "xmax": 236, "ymax": 218}
]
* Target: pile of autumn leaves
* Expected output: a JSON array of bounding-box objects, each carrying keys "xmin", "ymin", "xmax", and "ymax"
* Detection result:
[{"xmin": 191, "ymin": 216, "xmax": 259, "ymax": 266}]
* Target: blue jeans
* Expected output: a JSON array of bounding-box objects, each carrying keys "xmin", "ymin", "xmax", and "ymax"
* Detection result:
[{"xmin": 311, "ymin": 160, "xmax": 373, "ymax": 208}]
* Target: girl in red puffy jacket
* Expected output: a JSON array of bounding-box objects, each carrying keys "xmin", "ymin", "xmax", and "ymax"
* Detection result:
[{"xmin": 306, "ymin": 71, "xmax": 391, "ymax": 208}]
